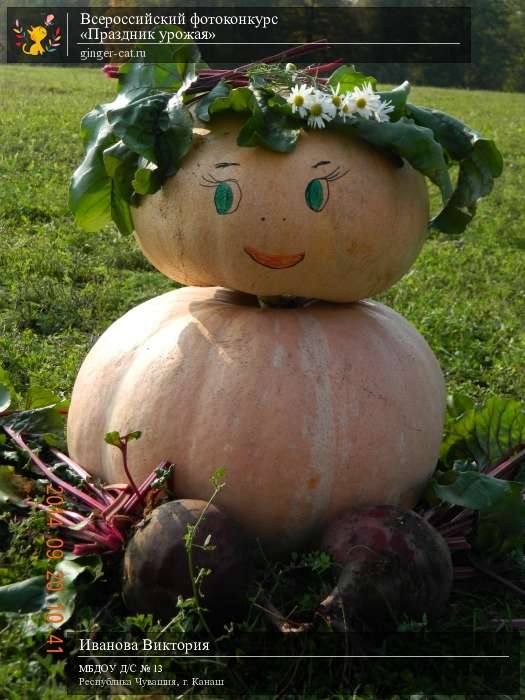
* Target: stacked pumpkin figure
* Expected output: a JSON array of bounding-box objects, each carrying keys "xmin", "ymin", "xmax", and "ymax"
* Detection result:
[
  {"xmin": 69, "ymin": 119, "xmax": 445, "ymax": 550},
  {"xmin": 68, "ymin": 53, "xmax": 502, "ymax": 626}
]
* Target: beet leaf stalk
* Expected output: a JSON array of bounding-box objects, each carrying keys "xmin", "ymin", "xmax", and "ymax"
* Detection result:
[
  {"xmin": 103, "ymin": 40, "xmax": 340, "ymax": 98},
  {"xmin": 3, "ymin": 425, "xmax": 172, "ymax": 555},
  {"xmin": 426, "ymin": 443, "xmax": 525, "ymax": 584},
  {"xmin": 104, "ymin": 430, "xmax": 145, "ymax": 507}
]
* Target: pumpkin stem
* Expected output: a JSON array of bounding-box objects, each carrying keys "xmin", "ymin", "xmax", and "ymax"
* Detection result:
[
  {"xmin": 257, "ymin": 295, "xmax": 283, "ymax": 309},
  {"xmin": 258, "ymin": 295, "xmax": 320, "ymax": 309}
]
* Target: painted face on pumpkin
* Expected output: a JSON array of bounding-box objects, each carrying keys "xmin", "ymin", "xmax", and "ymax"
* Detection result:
[
  {"xmin": 132, "ymin": 116, "xmax": 429, "ymax": 303},
  {"xmin": 199, "ymin": 160, "xmax": 349, "ymax": 271}
]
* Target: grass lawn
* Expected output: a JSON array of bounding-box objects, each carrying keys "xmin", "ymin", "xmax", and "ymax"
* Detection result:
[
  {"xmin": 1, "ymin": 67, "xmax": 524, "ymax": 402},
  {"xmin": 0, "ymin": 65, "xmax": 524, "ymax": 698}
]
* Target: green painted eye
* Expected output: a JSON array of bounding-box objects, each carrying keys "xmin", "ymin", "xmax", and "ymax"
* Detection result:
[
  {"xmin": 305, "ymin": 178, "xmax": 328, "ymax": 212},
  {"xmin": 202, "ymin": 175, "xmax": 242, "ymax": 214},
  {"xmin": 214, "ymin": 181, "xmax": 234, "ymax": 215}
]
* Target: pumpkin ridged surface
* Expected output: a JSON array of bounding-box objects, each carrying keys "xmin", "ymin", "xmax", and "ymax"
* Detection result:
[{"xmin": 67, "ymin": 287, "xmax": 445, "ymax": 551}]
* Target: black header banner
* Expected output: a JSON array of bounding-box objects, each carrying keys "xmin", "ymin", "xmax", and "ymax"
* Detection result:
[{"xmin": 7, "ymin": 6, "xmax": 471, "ymax": 65}]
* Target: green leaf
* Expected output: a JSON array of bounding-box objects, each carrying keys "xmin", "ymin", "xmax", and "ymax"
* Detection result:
[
  {"xmin": 237, "ymin": 111, "xmax": 300, "ymax": 152},
  {"xmin": 0, "ymin": 384, "xmax": 10, "ymax": 413},
  {"xmin": 446, "ymin": 393, "xmax": 475, "ymax": 421},
  {"xmin": 0, "ymin": 465, "xmax": 27, "ymax": 506},
  {"xmin": 156, "ymin": 102, "xmax": 193, "ymax": 177},
  {"xmin": 107, "ymin": 144, "xmax": 138, "ymax": 235},
  {"xmin": 111, "ymin": 186, "xmax": 134, "ymax": 237},
  {"xmin": 432, "ymin": 470, "xmax": 522, "ymax": 509},
  {"xmin": 432, "ymin": 204, "xmax": 472, "ymax": 234},
  {"xmin": 515, "ymin": 465, "xmax": 525, "ymax": 486},
  {"xmin": 119, "ymin": 63, "xmax": 181, "ymax": 97},
  {"xmin": 26, "ymin": 384, "xmax": 63, "ymax": 410},
  {"xmin": 196, "ymin": 81, "xmax": 231, "ymax": 122},
  {"xmin": 405, "ymin": 104, "xmax": 503, "ymax": 235},
  {"xmin": 69, "ymin": 96, "xmax": 146, "ymax": 233},
  {"xmin": 104, "ymin": 429, "xmax": 143, "ymax": 451},
  {"xmin": 237, "ymin": 92, "xmax": 300, "ymax": 153},
  {"xmin": 102, "ymin": 141, "xmax": 139, "ymax": 235},
  {"xmin": 13, "ymin": 555, "xmax": 103, "ymax": 633},
  {"xmin": 206, "ymin": 96, "xmax": 234, "ymax": 115},
  {"xmin": 0, "ymin": 576, "xmax": 45, "ymax": 614},
  {"xmin": 104, "ymin": 431, "xmax": 122, "ymax": 447},
  {"xmin": 40, "ymin": 557, "xmax": 92, "ymax": 629},
  {"xmin": 195, "ymin": 82, "xmax": 253, "ymax": 122},
  {"xmin": 0, "ymin": 367, "xmax": 17, "ymax": 408},
  {"xmin": 102, "ymin": 140, "xmax": 133, "ymax": 179},
  {"xmin": 406, "ymin": 104, "xmax": 501, "ymax": 168},
  {"xmin": 236, "ymin": 112, "xmax": 261, "ymax": 147},
  {"xmin": 69, "ymin": 106, "xmax": 116, "ymax": 232},
  {"xmin": 107, "ymin": 94, "xmax": 167, "ymax": 163},
  {"xmin": 267, "ymin": 94, "xmax": 293, "ymax": 116},
  {"xmin": 132, "ymin": 163, "xmax": 161, "ymax": 195},
  {"xmin": 212, "ymin": 467, "xmax": 226, "ymax": 481},
  {"xmin": 71, "ymin": 77, "xmax": 193, "ymax": 235},
  {"xmin": 328, "ymin": 65, "xmax": 377, "ymax": 92},
  {"xmin": 377, "ymin": 81, "xmax": 411, "ymax": 121},
  {"xmin": 203, "ymin": 85, "xmax": 255, "ymax": 120},
  {"xmin": 228, "ymin": 87, "xmax": 254, "ymax": 113},
  {"xmin": 200, "ymin": 85, "xmax": 299, "ymax": 153},
  {"xmin": 334, "ymin": 116, "xmax": 453, "ymax": 204},
  {"xmin": 474, "ymin": 490, "xmax": 525, "ymax": 558},
  {"xmin": 118, "ymin": 29, "xmax": 202, "ymax": 97},
  {"xmin": 151, "ymin": 462, "xmax": 175, "ymax": 489},
  {"xmin": 0, "ymin": 405, "xmax": 65, "ymax": 441},
  {"xmin": 440, "ymin": 397, "xmax": 525, "ymax": 470}
]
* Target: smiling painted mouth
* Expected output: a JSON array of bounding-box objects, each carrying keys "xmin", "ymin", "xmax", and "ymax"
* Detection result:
[{"xmin": 244, "ymin": 246, "xmax": 305, "ymax": 270}]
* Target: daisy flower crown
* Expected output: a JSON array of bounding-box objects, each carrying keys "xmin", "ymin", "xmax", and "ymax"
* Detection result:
[{"xmin": 70, "ymin": 40, "xmax": 502, "ymax": 238}]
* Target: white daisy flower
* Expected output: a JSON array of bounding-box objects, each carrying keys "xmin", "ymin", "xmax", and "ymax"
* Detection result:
[
  {"xmin": 339, "ymin": 93, "xmax": 358, "ymax": 122},
  {"xmin": 306, "ymin": 90, "xmax": 337, "ymax": 129},
  {"xmin": 287, "ymin": 84, "xmax": 314, "ymax": 118},
  {"xmin": 373, "ymin": 99, "xmax": 395, "ymax": 122},
  {"xmin": 350, "ymin": 82, "xmax": 381, "ymax": 119},
  {"xmin": 329, "ymin": 83, "xmax": 344, "ymax": 110}
]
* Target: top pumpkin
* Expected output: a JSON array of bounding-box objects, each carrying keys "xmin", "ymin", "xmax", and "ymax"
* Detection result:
[
  {"xmin": 133, "ymin": 117, "xmax": 428, "ymax": 302},
  {"xmin": 70, "ymin": 48, "xmax": 503, "ymax": 301}
]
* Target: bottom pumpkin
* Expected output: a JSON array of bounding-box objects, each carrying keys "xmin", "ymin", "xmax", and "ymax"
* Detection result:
[{"xmin": 67, "ymin": 287, "xmax": 446, "ymax": 552}]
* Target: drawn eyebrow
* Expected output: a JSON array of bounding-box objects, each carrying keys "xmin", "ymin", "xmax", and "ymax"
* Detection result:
[
  {"xmin": 312, "ymin": 160, "xmax": 331, "ymax": 168},
  {"xmin": 215, "ymin": 162, "xmax": 240, "ymax": 169}
]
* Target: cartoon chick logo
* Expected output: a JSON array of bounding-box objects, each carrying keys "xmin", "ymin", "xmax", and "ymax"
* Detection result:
[{"xmin": 12, "ymin": 14, "xmax": 62, "ymax": 57}]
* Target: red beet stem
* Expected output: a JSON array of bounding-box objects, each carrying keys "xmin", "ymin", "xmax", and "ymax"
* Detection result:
[
  {"xmin": 487, "ymin": 446, "xmax": 525, "ymax": 479},
  {"xmin": 50, "ymin": 447, "xmax": 114, "ymax": 505},
  {"xmin": 444, "ymin": 536, "xmax": 472, "ymax": 550},
  {"xmin": 4, "ymin": 426, "xmax": 106, "ymax": 512},
  {"xmin": 249, "ymin": 40, "xmax": 331, "ymax": 66},
  {"xmin": 122, "ymin": 460, "xmax": 170, "ymax": 514},
  {"xmin": 304, "ymin": 60, "xmax": 343, "ymax": 75}
]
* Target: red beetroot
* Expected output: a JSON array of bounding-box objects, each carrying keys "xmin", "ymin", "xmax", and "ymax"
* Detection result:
[
  {"xmin": 122, "ymin": 499, "xmax": 250, "ymax": 624},
  {"xmin": 319, "ymin": 506, "xmax": 452, "ymax": 632}
]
